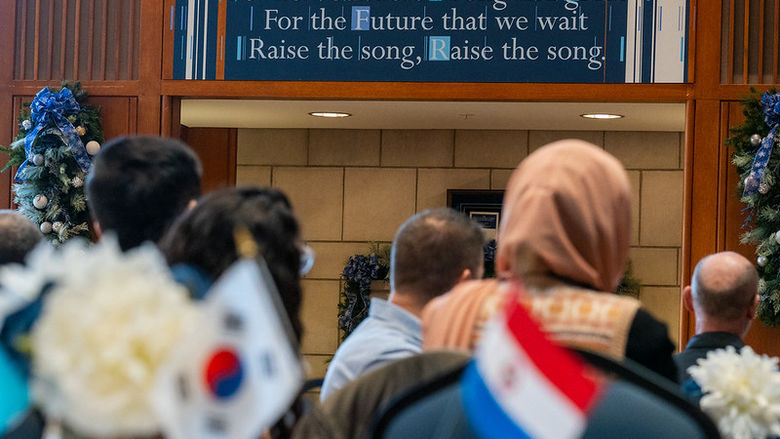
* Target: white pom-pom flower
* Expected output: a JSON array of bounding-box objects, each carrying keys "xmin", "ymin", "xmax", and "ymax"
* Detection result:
[
  {"xmin": 27, "ymin": 236, "xmax": 198, "ymax": 438},
  {"xmin": 689, "ymin": 346, "xmax": 780, "ymax": 439}
]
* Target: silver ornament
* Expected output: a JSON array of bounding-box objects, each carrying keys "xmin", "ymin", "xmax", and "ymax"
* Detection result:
[
  {"xmin": 86, "ymin": 140, "xmax": 101, "ymax": 156},
  {"xmin": 751, "ymin": 134, "xmax": 763, "ymax": 146},
  {"xmin": 72, "ymin": 176, "xmax": 84, "ymax": 188},
  {"xmin": 33, "ymin": 194, "xmax": 48, "ymax": 210},
  {"xmin": 32, "ymin": 154, "xmax": 44, "ymax": 166},
  {"xmin": 39, "ymin": 222, "xmax": 52, "ymax": 234},
  {"xmin": 759, "ymin": 183, "xmax": 770, "ymax": 194},
  {"xmin": 774, "ymin": 231, "xmax": 780, "ymax": 245},
  {"xmin": 758, "ymin": 256, "xmax": 769, "ymax": 267},
  {"xmin": 21, "ymin": 120, "xmax": 31, "ymax": 130},
  {"xmin": 52, "ymin": 221, "xmax": 63, "ymax": 233}
]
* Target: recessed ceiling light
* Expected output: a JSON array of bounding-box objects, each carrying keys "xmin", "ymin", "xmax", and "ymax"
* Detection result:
[
  {"xmin": 580, "ymin": 113, "xmax": 624, "ymax": 120},
  {"xmin": 308, "ymin": 111, "xmax": 352, "ymax": 118}
]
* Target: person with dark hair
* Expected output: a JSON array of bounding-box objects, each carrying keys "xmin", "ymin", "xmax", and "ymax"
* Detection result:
[
  {"xmin": 159, "ymin": 186, "xmax": 303, "ymax": 344},
  {"xmin": 320, "ymin": 208, "xmax": 484, "ymax": 401},
  {"xmin": 675, "ymin": 251, "xmax": 759, "ymax": 383},
  {"xmin": 86, "ymin": 136, "xmax": 202, "ymax": 251},
  {"xmin": 0, "ymin": 211, "xmax": 42, "ymax": 265},
  {"xmin": 159, "ymin": 186, "xmax": 305, "ymax": 439}
]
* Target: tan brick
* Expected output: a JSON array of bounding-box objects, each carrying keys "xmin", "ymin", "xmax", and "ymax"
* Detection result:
[
  {"xmin": 454, "ymin": 130, "xmax": 527, "ymax": 168},
  {"xmin": 491, "ymin": 169, "xmax": 514, "ymax": 190},
  {"xmin": 343, "ymin": 168, "xmax": 417, "ymax": 241},
  {"xmin": 300, "ymin": 280, "xmax": 340, "ymax": 355},
  {"xmin": 604, "ymin": 131, "xmax": 681, "ymax": 170},
  {"xmin": 417, "ymin": 169, "xmax": 491, "ymax": 211},
  {"xmin": 304, "ymin": 242, "xmax": 376, "ymax": 280},
  {"xmin": 309, "ymin": 129, "xmax": 381, "ymax": 166},
  {"xmin": 640, "ymin": 171, "xmax": 683, "ymax": 246},
  {"xmin": 629, "ymin": 247, "xmax": 679, "ymax": 286},
  {"xmin": 273, "ymin": 167, "xmax": 343, "ymax": 241},
  {"xmin": 236, "ymin": 165, "xmax": 271, "ymax": 187},
  {"xmin": 381, "ymin": 130, "xmax": 454, "ymax": 167},
  {"xmin": 639, "ymin": 286, "xmax": 681, "ymax": 346},
  {"xmin": 304, "ymin": 354, "xmax": 331, "ymax": 379},
  {"xmin": 627, "ymin": 170, "xmax": 640, "ymax": 246},
  {"xmin": 237, "ymin": 129, "xmax": 307, "ymax": 165},
  {"xmin": 529, "ymin": 131, "xmax": 604, "ymax": 152}
]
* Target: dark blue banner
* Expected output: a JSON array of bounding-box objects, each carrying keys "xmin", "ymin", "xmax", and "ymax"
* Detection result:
[{"xmin": 170, "ymin": 0, "xmax": 688, "ymax": 83}]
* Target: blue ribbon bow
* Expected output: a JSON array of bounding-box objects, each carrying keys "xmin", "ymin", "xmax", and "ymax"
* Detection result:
[
  {"xmin": 14, "ymin": 87, "xmax": 92, "ymax": 183},
  {"xmin": 743, "ymin": 92, "xmax": 780, "ymax": 196}
]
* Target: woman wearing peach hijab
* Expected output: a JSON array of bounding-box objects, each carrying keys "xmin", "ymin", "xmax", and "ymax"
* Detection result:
[{"xmin": 422, "ymin": 139, "xmax": 677, "ymax": 381}]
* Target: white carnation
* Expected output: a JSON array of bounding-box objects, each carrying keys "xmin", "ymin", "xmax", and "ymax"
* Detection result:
[
  {"xmin": 689, "ymin": 345, "xmax": 780, "ymax": 439},
  {"xmin": 29, "ymin": 236, "xmax": 198, "ymax": 438}
]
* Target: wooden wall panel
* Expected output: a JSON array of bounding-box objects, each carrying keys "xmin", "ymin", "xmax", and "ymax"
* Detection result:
[
  {"xmin": 85, "ymin": 96, "xmax": 138, "ymax": 141},
  {"xmin": 180, "ymin": 127, "xmax": 237, "ymax": 194},
  {"xmin": 721, "ymin": 0, "xmax": 780, "ymax": 84},
  {"xmin": 13, "ymin": 0, "xmax": 140, "ymax": 81}
]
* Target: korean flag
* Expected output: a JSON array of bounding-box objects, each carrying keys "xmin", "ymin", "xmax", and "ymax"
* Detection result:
[{"xmin": 152, "ymin": 258, "xmax": 304, "ymax": 439}]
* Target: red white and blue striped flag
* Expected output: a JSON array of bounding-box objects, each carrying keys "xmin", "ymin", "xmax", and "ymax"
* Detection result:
[{"xmin": 461, "ymin": 283, "xmax": 604, "ymax": 439}]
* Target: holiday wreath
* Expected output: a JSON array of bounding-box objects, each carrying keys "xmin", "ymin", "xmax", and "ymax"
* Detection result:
[
  {"xmin": 729, "ymin": 88, "xmax": 780, "ymax": 325},
  {"xmin": 1, "ymin": 82, "xmax": 104, "ymax": 244}
]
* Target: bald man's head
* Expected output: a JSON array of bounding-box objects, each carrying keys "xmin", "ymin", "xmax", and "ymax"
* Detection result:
[{"xmin": 691, "ymin": 251, "xmax": 758, "ymax": 322}]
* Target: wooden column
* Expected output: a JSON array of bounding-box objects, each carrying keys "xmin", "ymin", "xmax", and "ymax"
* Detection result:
[{"xmin": 0, "ymin": 2, "xmax": 17, "ymax": 208}]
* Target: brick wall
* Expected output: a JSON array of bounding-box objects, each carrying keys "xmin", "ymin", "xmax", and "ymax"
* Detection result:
[{"xmin": 235, "ymin": 129, "xmax": 684, "ymax": 378}]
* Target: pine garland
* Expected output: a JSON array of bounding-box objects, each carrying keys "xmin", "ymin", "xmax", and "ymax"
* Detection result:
[
  {"xmin": 0, "ymin": 82, "xmax": 104, "ymax": 244},
  {"xmin": 729, "ymin": 88, "xmax": 780, "ymax": 325}
]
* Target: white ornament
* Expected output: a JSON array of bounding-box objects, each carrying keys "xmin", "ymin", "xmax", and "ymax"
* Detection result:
[
  {"xmin": 33, "ymin": 194, "xmax": 48, "ymax": 210},
  {"xmin": 33, "ymin": 154, "xmax": 44, "ymax": 166},
  {"xmin": 751, "ymin": 134, "xmax": 763, "ymax": 146},
  {"xmin": 85, "ymin": 141, "xmax": 101, "ymax": 156},
  {"xmin": 40, "ymin": 222, "xmax": 52, "ymax": 234},
  {"xmin": 758, "ymin": 256, "xmax": 769, "ymax": 267},
  {"xmin": 774, "ymin": 231, "xmax": 780, "ymax": 245},
  {"xmin": 72, "ymin": 176, "xmax": 84, "ymax": 188},
  {"xmin": 759, "ymin": 183, "xmax": 770, "ymax": 194},
  {"xmin": 21, "ymin": 120, "xmax": 31, "ymax": 130},
  {"xmin": 52, "ymin": 221, "xmax": 63, "ymax": 233}
]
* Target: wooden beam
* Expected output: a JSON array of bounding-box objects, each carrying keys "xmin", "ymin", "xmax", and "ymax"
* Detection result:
[
  {"xmin": 138, "ymin": 0, "xmax": 164, "ymax": 134},
  {"xmin": 680, "ymin": 98, "xmax": 696, "ymax": 347},
  {"xmin": 160, "ymin": 81, "xmax": 693, "ymax": 102},
  {"xmin": 0, "ymin": 1, "xmax": 17, "ymax": 208},
  {"xmin": 8, "ymin": 80, "xmax": 140, "ymax": 95}
]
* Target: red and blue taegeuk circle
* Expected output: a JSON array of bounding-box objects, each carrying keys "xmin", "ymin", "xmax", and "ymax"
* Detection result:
[{"xmin": 203, "ymin": 347, "xmax": 244, "ymax": 399}]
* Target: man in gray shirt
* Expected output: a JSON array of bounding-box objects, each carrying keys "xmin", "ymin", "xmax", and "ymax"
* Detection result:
[{"xmin": 320, "ymin": 208, "xmax": 485, "ymax": 401}]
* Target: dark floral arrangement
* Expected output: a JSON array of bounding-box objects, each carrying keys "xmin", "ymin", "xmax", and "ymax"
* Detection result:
[
  {"xmin": 483, "ymin": 239, "xmax": 497, "ymax": 278},
  {"xmin": 338, "ymin": 244, "xmax": 390, "ymax": 340}
]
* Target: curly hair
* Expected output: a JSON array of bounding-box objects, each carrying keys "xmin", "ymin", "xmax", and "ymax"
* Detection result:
[{"xmin": 159, "ymin": 186, "xmax": 303, "ymax": 342}]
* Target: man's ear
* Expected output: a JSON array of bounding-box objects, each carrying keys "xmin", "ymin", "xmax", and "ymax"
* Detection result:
[
  {"xmin": 460, "ymin": 268, "xmax": 474, "ymax": 282},
  {"xmin": 187, "ymin": 199, "xmax": 197, "ymax": 210},
  {"xmin": 748, "ymin": 294, "xmax": 759, "ymax": 319},
  {"xmin": 682, "ymin": 285, "xmax": 694, "ymax": 313}
]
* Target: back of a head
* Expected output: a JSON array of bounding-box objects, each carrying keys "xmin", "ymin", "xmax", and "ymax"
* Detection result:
[
  {"xmin": 391, "ymin": 208, "xmax": 484, "ymax": 303},
  {"xmin": 691, "ymin": 251, "xmax": 758, "ymax": 322},
  {"xmin": 0, "ymin": 210, "xmax": 42, "ymax": 265},
  {"xmin": 86, "ymin": 136, "xmax": 202, "ymax": 251},
  {"xmin": 496, "ymin": 139, "xmax": 632, "ymax": 293},
  {"xmin": 159, "ymin": 186, "xmax": 304, "ymax": 342}
]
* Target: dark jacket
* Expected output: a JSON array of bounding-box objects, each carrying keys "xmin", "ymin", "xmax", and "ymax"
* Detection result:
[{"xmin": 673, "ymin": 331, "xmax": 744, "ymax": 384}]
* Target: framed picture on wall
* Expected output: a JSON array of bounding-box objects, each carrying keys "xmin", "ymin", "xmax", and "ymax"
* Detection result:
[{"xmin": 447, "ymin": 190, "xmax": 505, "ymax": 240}]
